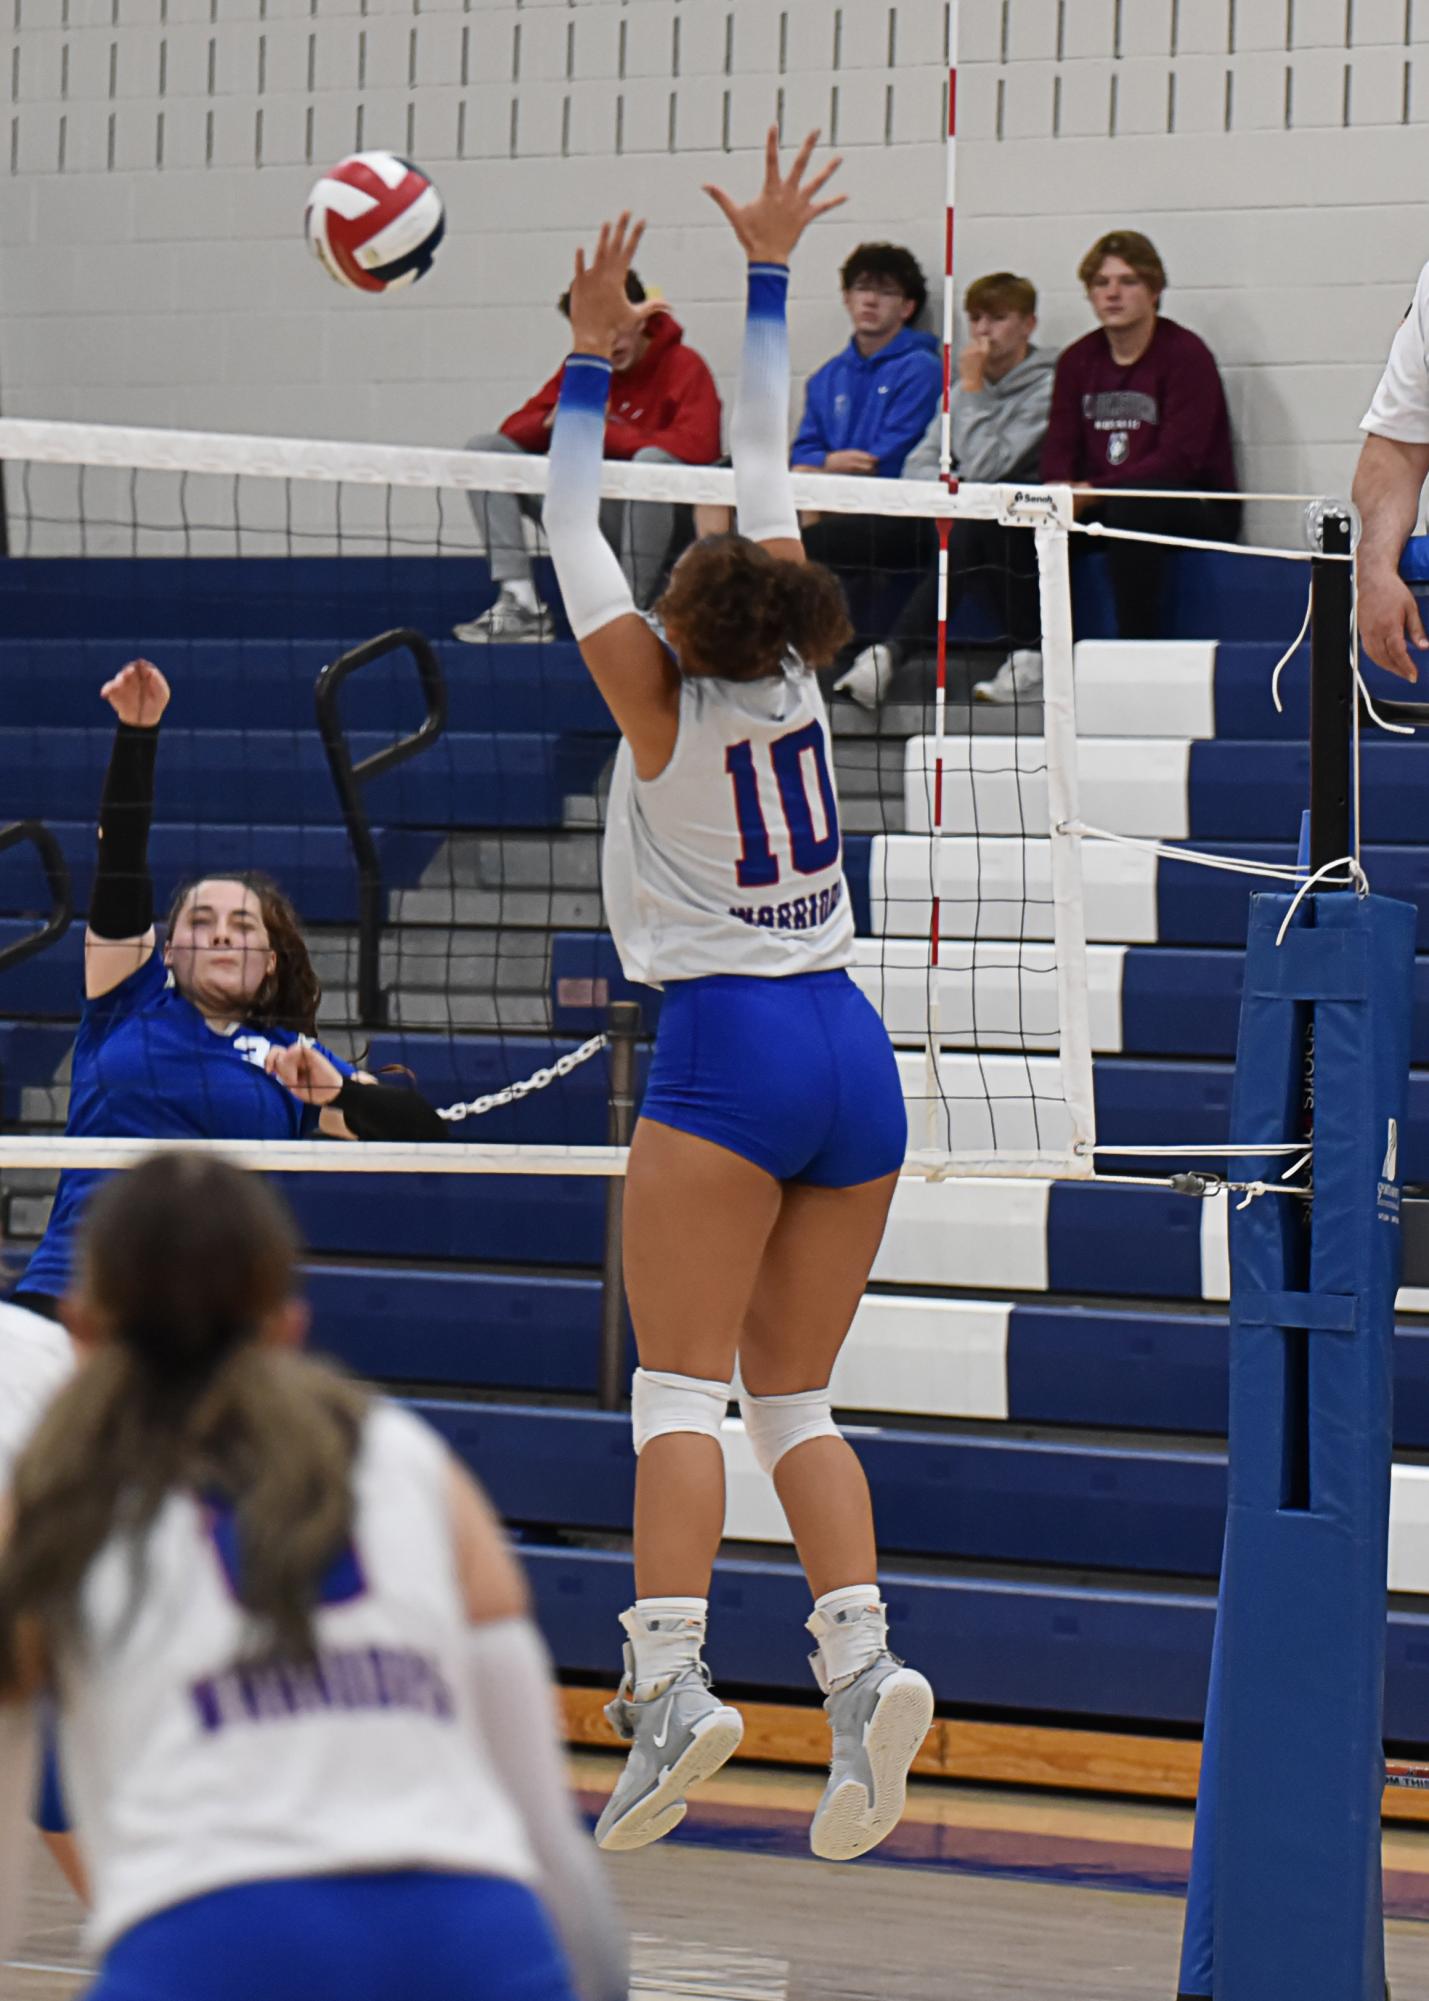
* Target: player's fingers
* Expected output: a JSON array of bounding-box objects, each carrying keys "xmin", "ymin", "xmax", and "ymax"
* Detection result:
[
  {"xmin": 625, "ymin": 218, "xmax": 646, "ymax": 266},
  {"xmin": 788, "ymin": 129, "xmax": 820, "ymax": 188},
  {"xmin": 1406, "ymin": 594, "xmax": 1429, "ymax": 651},
  {"xmin": 808, "ymin": 194, "xmax": 849, "ymax": 223},
  {"xmin": 763, "ymin": 124, "xmax": 781, "ymax": 188},
  {"xmin": 703, "ymin": 184, "xmax": 739, "ymax": 226},
  {"xmin": 804, "ymin": 154, "xmax": 843, "ymax": 200},
  {"xmin": 573, "ymin": 247, "xmax": 587, "ymax": 282}
]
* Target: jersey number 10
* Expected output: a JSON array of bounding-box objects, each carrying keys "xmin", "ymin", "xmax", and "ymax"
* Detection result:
[{"xmin": 725, "ymin": 722, "xmax": 841, "ymax": 889}]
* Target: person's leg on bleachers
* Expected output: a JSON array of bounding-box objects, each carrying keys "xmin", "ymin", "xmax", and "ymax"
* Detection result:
[
  {"xmin": 1092, "ymin": 494, "xmax": 1233, "ymax": 641},
  {"xmin": 971, "ymin": 522, "xmax": 1045, "ymax": 704},
  {"xmin": 455, "ymin": 432, "xmax": 552, "ymax": 643}
]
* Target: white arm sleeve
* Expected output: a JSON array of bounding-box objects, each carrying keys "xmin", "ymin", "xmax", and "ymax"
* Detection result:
[
  {"xmin": 1362, "ymin": 262, "xmax": 1429, "ymax": 444},
  {"xmin": 542, "ymin": 355, "xmax": 638, "ymax": 642},
  {"xmin": 0, "ymin": 1700, "xmax": 38, "ymax": 1968},
  {"xmin": 463, "ymin": 1617, "xmax": 628, "ymax": 2001},
  {"xmin": 733, "ymin": 263, "xmax": 801, "ymax": 546}
]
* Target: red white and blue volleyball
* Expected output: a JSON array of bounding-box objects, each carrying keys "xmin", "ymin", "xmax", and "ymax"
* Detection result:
[{"xmin": 305, "ymin": 152, "xmax": 445, "ymax": 295}]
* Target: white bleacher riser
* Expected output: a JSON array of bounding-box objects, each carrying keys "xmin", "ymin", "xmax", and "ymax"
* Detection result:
[
  {"xmin": 868, "ymin": 834, "xmax": 1160, "ymax": 944},
  {"xmin": 850, "ymin": 939, "xmax": 1127, "ymax": 1053},
  {"xmin": 895, "ymin": 1049, "xmax": 1074, "ymax": 1157},
  {"xmin": 873, "ymin": 1177, "xmax": 1051, "ymax": 1291},
  {"xmin": 903, "ymin": 737, "xmax": 1192, "ymax": 840},
  {"xmin": 832, "ymin": 1294, "xmax": 1012, "ymax": 1420},
  {"xmin": 1073, "ymin": 641, "xmax": 1219, "ymax": 740}
]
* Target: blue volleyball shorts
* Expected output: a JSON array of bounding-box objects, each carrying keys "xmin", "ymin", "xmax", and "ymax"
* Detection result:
[
  {"xmin": 640, "ymin": 969, "xmax": 907, "ymax": 1186},
  {"xmin": 85, "ymin": 1870, "xmax": 578, "ymax": 2001}
]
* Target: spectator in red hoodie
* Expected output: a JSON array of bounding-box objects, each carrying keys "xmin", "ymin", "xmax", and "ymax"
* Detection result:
[
  {"xmin": 1042, "ymin": 230, "xmax": 1240, "ymax": 640},
  {"xmin": 456, "ymin": 271, "xmax": 721, "ymax": 642}
]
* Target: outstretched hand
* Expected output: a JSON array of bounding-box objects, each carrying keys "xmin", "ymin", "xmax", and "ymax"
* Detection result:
[
  {"xmin": 101, "ymin": 658, "xmax": 170, "ymax": 728},
  {"xmin": 566, "ymin": 212, "xmax": 660, "ymax": 360},
  {"xmin": 266, "ymin": 1041, "xmax": 346, "ymax": 1107},
  {"xmin": 704, "ymin": 126, "xmax": 845, "ymax": 265}
]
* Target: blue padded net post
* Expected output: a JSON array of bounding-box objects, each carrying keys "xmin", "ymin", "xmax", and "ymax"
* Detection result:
[{"xmin": 1178, "ymin": 889, "xmax": 1415, "ymax": 1999}]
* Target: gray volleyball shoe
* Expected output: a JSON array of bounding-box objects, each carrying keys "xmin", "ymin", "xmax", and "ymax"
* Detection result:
[
  {"xmin": 594, "ymin": 1648, "xmax": 745, "ymax": 1853},
  {"xmin": 809, "ymin": 1652, "xmax": 935, "ymax": 1862}
]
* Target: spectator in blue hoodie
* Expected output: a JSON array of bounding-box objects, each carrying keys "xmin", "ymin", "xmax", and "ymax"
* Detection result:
[
  {"xmin": 794, "ymin": 243, "xmax": 943, "ymax": 643},
  {"xmin": 793, "ymin": 242, "xmax": 943, "ymax": 478}
]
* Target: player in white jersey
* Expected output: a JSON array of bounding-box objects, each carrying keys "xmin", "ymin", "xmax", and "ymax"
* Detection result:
[
  {"xmin": 0, "ymin": 1152, "xmax": 626, "ymax": 2001},
  {"xmin": 543, "ymin": 134, "xmax": 933, "ymax": 1864}
]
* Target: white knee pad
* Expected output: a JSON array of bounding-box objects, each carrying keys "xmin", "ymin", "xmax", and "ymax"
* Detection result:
[
  {"xmin": 739, "ymin": 1386, "xmax": 841, "ymax": 1478},
  {"xmin": 630, "ymin": 1368, "xmax": 732, "ymax": 1455}
]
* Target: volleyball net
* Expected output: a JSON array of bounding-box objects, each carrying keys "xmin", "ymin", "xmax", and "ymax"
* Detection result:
[{"xmin": 0, "ymin": 417, "xmax": 1105, "ymax": 1199}]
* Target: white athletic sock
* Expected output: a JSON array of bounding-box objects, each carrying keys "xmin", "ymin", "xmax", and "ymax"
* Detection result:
[
  {"xmin": 620, "ymin": 1597, "xmax": 708, "ymax": 1699},
  {"xmin": 502, "ymin": 577, "xmax": 542, "ymax": 613},
  {"xmin": 806, "ymin": 1585, "xmax": 886, "ymax": 1693}
]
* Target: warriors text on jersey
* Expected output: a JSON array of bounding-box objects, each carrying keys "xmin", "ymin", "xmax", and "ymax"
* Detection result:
[
  {"xmin": 58, "ymin": 1403, "xmax": 535, "ymax": 1954},
  {"xmin": 602, "ymin": 667, "xmax": 854, "ymax": 987}
]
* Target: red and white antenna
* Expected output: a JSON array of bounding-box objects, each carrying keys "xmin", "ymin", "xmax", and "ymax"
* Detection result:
[{"xmin": 925, "ymin": 4, "xmax": 959, "ymax": 1147}]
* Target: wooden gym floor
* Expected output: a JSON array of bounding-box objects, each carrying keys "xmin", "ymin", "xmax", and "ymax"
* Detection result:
[{"xmin": 9, "ymin": 1751, "xmax": 1429, "ymax": 2000}]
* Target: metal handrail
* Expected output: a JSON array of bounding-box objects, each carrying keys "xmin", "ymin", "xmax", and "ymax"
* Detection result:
[
  {"xmin": 0, "ymin": 820, "xmax": 73, "ymax": 977},
  {"xmin": 314, "ymin": 628, "xmax": 447, "ymax": 1028}
]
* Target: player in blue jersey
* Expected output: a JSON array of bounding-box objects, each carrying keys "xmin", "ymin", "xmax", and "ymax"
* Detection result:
[
  {"xmin": 2, "ymin": 658, "xmax": 453, "ymax": 1899},
  {"xmin": 8, "ymin": 658, "xmax": 448, "ymax": 1329},
  {"xmin": 0, "ymin": 1152, "xmax": 626, "ymax": 2001},
  {"xmin": 543, "ymin": 135, "xmax": 933, "ymax": 1864}
]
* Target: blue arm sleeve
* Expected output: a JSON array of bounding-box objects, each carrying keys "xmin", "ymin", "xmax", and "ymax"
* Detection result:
[
  {"xmin": 541, "ymin": 356, "xmax": 636, "ymax": 642},
  {"xmin": 733, "ymin": 263, "xmax": 800, "ymax": 543}
]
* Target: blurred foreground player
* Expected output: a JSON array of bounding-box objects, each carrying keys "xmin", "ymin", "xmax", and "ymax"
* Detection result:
[
  {"xmin": 542, "ymin": 136, "xmax": 933, "ymax": 1865},
  {"xmin": 0, "ymin": 1153, "xmax": 626, "ymax": 2001}
]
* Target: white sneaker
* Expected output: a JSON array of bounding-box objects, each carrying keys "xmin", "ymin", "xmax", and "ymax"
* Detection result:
[
  {"xmin": 452, "ymin": 592, "xmax": 553, "ymax": 644},
  {"xmin": 809, "ymin": 1651, "xmax": 934, "ymax": 1862},
  {"xmin": 972, "ymin": 647, "xmax": 1043, "ymax": 705},
  {"xmin": 833, "ymin": 643, "xmax": 896, "ymax": 711},
  {"xmin": 594, "ymin": 1650, "xmax": 744, "ymax": 1853}
]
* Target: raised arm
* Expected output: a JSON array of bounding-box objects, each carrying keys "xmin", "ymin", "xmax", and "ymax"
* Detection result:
[
  {"xmin": 542, "ymin": 214, "xmax": 680, "ymax": 781},
  {"xmin": 705, "ymin": 127, "xmax": 845, "ymax": 564},
  {"xmin": 86, "ymin": 659, "xmax": 170, "ymax": 1001}
]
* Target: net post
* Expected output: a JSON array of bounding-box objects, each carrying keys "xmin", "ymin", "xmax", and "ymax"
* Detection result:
[
  {"xmin": 1309, "ymin": 507, "xmax": 1354, "ymax": 873},
  {"xmin": 597, "ymin": 1000, "xmax": 641, "ymax": 1412}
]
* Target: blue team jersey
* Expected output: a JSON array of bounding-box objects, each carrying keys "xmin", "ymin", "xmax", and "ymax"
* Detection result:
[{"xmin": 21, "ymin": 951, "xmax": 352, "ymax": 1299}]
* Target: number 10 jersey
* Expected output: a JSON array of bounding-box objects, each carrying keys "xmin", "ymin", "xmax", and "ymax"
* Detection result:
[{"xmin": 603, "ymin": 667, "xmax": 854, "ymax": 988}]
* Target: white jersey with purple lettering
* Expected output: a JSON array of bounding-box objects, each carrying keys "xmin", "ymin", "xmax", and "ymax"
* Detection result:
[
  {"xmin": 58, "ymin": 1400, "xmax": 535, "ymax": 1954},
  {"xmin": 602, "ymin": 663, "xmax": 854, "ymax": 987}
]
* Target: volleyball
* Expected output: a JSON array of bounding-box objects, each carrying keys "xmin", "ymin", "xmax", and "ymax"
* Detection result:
[{"xmin": 305, "ymin": 152, "xmax": 445, "ymax": 295}]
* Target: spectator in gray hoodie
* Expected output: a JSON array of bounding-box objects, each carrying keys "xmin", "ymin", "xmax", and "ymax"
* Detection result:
[{"xmin": 836, "ymin": 272, "xmax": 1056, "ymax": 709}]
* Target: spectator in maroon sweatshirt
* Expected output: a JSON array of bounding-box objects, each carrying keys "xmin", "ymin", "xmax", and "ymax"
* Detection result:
[
  {"xmin": 1042, "ymin": 230, "xmax": 1240, "ymax": 641},
  {"xmin": 455, "ymin": 270, "xmax": 722, "ymax": 641}
]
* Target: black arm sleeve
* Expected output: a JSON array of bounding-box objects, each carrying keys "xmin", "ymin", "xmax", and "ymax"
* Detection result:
[
  {"xmin": 89, "ymin": 722, "xmax": 160, "ymax": 941},
  {"xmin": 335, "ymin": 1075, "xmax": 449, "ymax": 1143}
]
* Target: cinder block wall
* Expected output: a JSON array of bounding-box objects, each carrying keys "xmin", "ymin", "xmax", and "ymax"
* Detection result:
[{"xmin": 1, "ymin": 0, "xmax": 1423, "ymax": 519}]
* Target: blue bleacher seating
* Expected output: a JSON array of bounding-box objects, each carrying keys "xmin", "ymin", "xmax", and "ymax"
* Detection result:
[{"xmin": 9, "ymin": 544, "xmax": 1429, "ymax": 1752}]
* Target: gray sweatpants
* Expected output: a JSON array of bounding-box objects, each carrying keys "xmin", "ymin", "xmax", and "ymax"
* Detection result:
[{"xmin": 465, "ymin": 430, "xmax": 680, "ymax": 608}]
